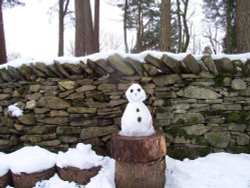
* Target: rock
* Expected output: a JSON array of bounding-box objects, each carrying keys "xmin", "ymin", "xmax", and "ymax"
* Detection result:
[
  {"xmin": 0, "ymin": 68, "xmax": 13, "ymax": 81},
  {"xmin": 183, "ymin": 124, "xmax": 209, "ymax": 136},
  {"xmin": 38, "ymin": 96, "xmax": 71, "ymax": 109},
  {"xmin": 59, "ymin": 136, "xmax": 78, "ymax": 143},
  {"xmin": 63, "ymin": 63, "xmax": 83, "ymax": 75},
  {"xmin": 107, "ymin": 54, "xmax": 135, "ymax": 76},
  {"xmin": 0, "ymin": 94, "xmax": 11, "ymax": 100},
  {"xmin": 20, "ymin": 135, "xmax": 42, "ymax": 143},
  {"xmin": 97, "ymin": 83, "xmax": 117, "ymax": 92},
  {"xmin": 34, "ymin": 62, "xmax": 54, "ymax": 77},
  {"xmin": 68, "ymin": 107, "xmax": 97, "ymax": 114},
  {"xmin": 172, "ymin": 113, "xmax": 205, "ymax": 124},
  {"xmin": 18, "ymin": 114, "xmax": 36, "ymax": 125},
  {"xmin": 161, "ymin": 54, "xmax": 181, "ymax": 73},
  {"xmin": 214, "ymin": 58, "xmax": 235, "ymax": 73},
  {"xmin": 95, "ymin": 59, "xmax": 115, "ymax": 74},
  {"xmin": 107, "ymin": 99, "xmax": 127, "ymax": 107},
  {"xmin": 236, "ymin": 134, "xmax": 249, "ymax": 145},
  {"xmin": 76, "ymin": 85, "xmax": 96, "ymax": 92},
  {"xmin": 59, "ymin": 81, "xmax": 76, "ymax": 90},
  {"xmin": 25, "ymin": 100, "xmax": 36, "ymax": 110},
  {"xmin": 177, "ymin": 86, "xmax": 221, "ymax": 99},
  {"xmin": 125, "ymin": 57, "xmax": 144, "ymax": 76},
  {"xmin": 211, "ymin": 104, "xmax": 242, "ymax": 111},
  {"xmin": 56, "ymin": 126, "xmax": 81, "ymax": 135},
  {"xmin": 80, "ymin": 126, "xmax": 118, "ymax": 140},
  {"xmin": 143, "ymin": 64, "xmax": 159, "ymax": 76},
  {"xmin": 204, "ymin": 131, "xmax": 230, "ymax": 148},
  {"xmin": 145, "ymin": 54, "xmax": 171, "ymax": 73},
  {"xmin": 201, "ymin": 55, "xmax": 218, "ymax": 75},
  {"xmin": 65, "ymin": 92, "xmax": 85, "ymax": 99},
  {"xmin": 231, "ymin": 79, "xmax": 247, "ymax": 90},
  {"xmin": 156, "ymin": 112, "xmax": 174, "ymax": 120},
  {"xmin": 228, "ymin": 123, "xmax": 246, "ymax": 132},
  {"xmin": 37, "ymin": 117, "xmax": 69, "ymax": 125},
  {"xmin": 240, "ymin": 88, "xmax": 250, "ymax": 96},
  {"xmin": 182, "ymin": 54, "xmax": 201, "ymax": 74},
  {"xmin": 153, "ymin": 74, "xmax": 182, "ymax": 86},
  {"xmin": 50, "ymin": 110, "xmax": 69, "ymax": 117},
  {"xmin": 38, "ymin": 139, "xmax": 61, "ymax": 147},
  {"xmin": 19, "ymin": 64, "xmax": 36, "ymax": 80}
]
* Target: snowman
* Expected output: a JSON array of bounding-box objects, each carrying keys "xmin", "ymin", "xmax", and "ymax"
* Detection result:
[{"xmin": 120, "ymin": 83, "xmax": 155, "ymax": 136}]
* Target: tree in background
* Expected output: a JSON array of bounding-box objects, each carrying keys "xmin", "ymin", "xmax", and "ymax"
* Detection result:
[
  {"xmin": 160, "ymin": 0, "xmax": 171, "ymax": 51},
  {"xmin": 0, "ymin": 0, "xmax": 7, "ymax": 64},
  {"xmin": 202, "ymin": 0, "xmax": 236, "ymax": 53},
  {"xmin": 118, "ymin": 0, "xmax": 161, "ymax": 52},
  {"xmin": 58, "ymin": 0, "xmax": 70, "ymax": 56},
  {"xmin": 236, "ymin": 0, "xmax": 250, "ymax": 53},
  {"xmin": 0, "ymin": 0, "xmax": 24, "ymax": 64},
  {"xmin": 74, "ymin": 0, "xmax": 99, "ymax": 56}
]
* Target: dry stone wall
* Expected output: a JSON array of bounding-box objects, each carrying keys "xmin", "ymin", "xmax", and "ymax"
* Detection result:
[{"xmin": 1, "ymin": 53, "xmax": 250, "ymax": 159}]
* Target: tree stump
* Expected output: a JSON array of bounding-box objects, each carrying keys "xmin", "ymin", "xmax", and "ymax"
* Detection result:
[
  {"xmin": 0, "ymin": 171, "xmax": 12, "ymax": 187},
  {"xmin": 11, "ymin": 167, "xmax": 55, "ymax": 188},
  {"xmin": 56, "ymin": 166, "xmax": 101, "ymax": 185},
  {"xmin": 112, "ymin": 132, "xmax": 167, "ymax": 188}
]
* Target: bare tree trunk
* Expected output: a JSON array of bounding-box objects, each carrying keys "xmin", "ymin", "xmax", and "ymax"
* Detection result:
[
  {"xmin": 160, "ymin": 0, "xmax": 171, "ymax": 51},
  {"xmin": 135, "ymin": 0, "xmax": 143, "ymax": 52},
  {"xmin": 83, "ymin": 0, "xmax": 95, "ymax": 55},
  {"xmin": 124, "ymin": 0, "xmax": 129, "ymax": 53},
  {"xmin": 176, "ymin": 0, "xmax": 182, "ymax": 53},
  {"xmin": 75, "ymin": 0, "xmax": 85, "ymax": 56},
  {"xmin": 181, "ymin": 0, "xmax": 190, "ymax": 52},
  {"xmin": 236, "ymin": 0, "xmax": 250, "ymax": 53},
  {"xmin": 94, "ymin": 0, "xmax": 100, "ymax": 53},
  {"xmin": 0, "ymin": 0, "xmax": 7, "ymax": 64}
]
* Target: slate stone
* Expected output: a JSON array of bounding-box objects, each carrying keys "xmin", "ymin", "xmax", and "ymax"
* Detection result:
[
  {"xmin": 125, "ymin": 57, "xmax": 144, "ymax": 76},
  {"xmin": 63, "ymin": 63, "xmax": 83, "ymax": 75},
  {"xmin": 34, "ymin": 62, "xmax": 55, "ymax": 77},
  {"xmin": 76, "ymin": 85, "xmax": 96, "ymax": 92},
  {"xmin": 214, "ymin": 58, "xmax": 235, "ymax": 73},
  {"xmin": 177, "ymin": 86, "xmax": 221, "ymax": 99},
  {"xmin": 236, "ymin": 134, "xmax": 249, "ymax": 145},
  {"xmin": 201, "ymin": 55, "xmax": 218, "ymax": 75},
  {"xmin": 80, "ymin": 126, "xmax": 118, "ymax": 140},
  {"xmin": 204, "ymin": 131, "xmax": 230, "ymax": 148},
  {"xmin": 153, "ymin": 74, "xmax": 181, "ymax": 86},
  {"xmin": 38, "ymin": 96, "xmax": 71, "ymax": 109},
  {"xmin": 143, "ymin": 63, "xmax": 159, "ymax": 76},
  {"xmin": 0, "ymin": 94, "xmax": 11, "ymax": 100},
  {"xmin": 107, "ymin": 54, "xmax": 135, "ymax": 76},
  {"xmin": 17, "ymin": 114, "xmax": 36, "ymax": 125},
  {"xmin": 172, "ymin": 113, "xmax": 205, "ymax": 124},
  {"xmin": 56, "ymin": 126, "xmax": 81, "ymax": 135},
  {"xmin": 95, "ymin": 59, "xmax": 114, "ymax": 74},
  {"xmin": 231, "ymin": 79, "xmax": 247, "ymax": 90},
  {"xmin": 161, "ymin": 54, "xmax": 181, "ymax": 73},
  {"xmin": 87, "ymin": 59, "xmax": 107, "ymax": 76},
  {"xmin": 145, "ymin": 54, "xmax": 171, "ymax": 73},
  {"xmin": 59, "ymin": 81, "xmax": 76, "ymax": 90},
  {"xmin": 68, "ymin": 107, "xmax": 97, "ymax": 114},
  {"xmin": 54, "ymin": 61, "xmax": 71, "ymax": 78},
  {"xmin": 182, "ymin": 54, "xmax": 201, "ymax": 74},
  {"xmin": 38, "ymin": 117, "xmax": 69, "ymax": 125},
  {"xmin": 183, "ymin": 124, "xmax": 209, "ymax": 136}
]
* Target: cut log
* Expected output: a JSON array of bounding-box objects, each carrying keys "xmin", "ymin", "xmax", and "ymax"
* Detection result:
[
  {"xmin": 56, "ymin": 166, "xmax": 101, "ymax": 185},
  {"xmin": 112, "ymin": 132, "xmax": 167, "ymax": 163},
  {"xmin": 0, "ymin": 171, "xmax": 12, "ymax": 187},
  {"xmin": 12, "ymin": 167, "xmax": 55, "ymax": 188},
  {"xmin": 112, "ymin": 132, "xmax": 167, "ymax": 188}
]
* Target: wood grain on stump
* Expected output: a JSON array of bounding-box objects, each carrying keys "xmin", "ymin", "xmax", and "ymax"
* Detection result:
[
  {"xmin": 112, "ymin": 132, "xmax": 167, "ymax": 188},
  {"xmin": 12, "ymin": 167, "xmax": 55, "ymax": 188},
  {"xmin": 56, "ymin": 166, "xmax": 101, "ymax": 185},
  {"xmin": 0, "ymin": 171, "xmax": 11, "ymax": 188}
]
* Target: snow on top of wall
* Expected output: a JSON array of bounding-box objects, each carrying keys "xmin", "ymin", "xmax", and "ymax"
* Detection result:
[{"xmin": 1, "ymin": 51, "xmax": 249, "ymax": 70}]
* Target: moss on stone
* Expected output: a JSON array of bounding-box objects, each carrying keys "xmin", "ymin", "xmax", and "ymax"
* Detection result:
[{"xmin": 226, "ymin": 111, "xmax": 249, "ymax": 123}]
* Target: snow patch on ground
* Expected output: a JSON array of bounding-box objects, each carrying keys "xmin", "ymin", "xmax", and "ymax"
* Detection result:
[
  {"xmin": 7, "ymin": 146, "xmax": 56, "ymax": 175},
  {"xmin": 56, "ymin": 143, "xmax": 104, "ymax": 169}
]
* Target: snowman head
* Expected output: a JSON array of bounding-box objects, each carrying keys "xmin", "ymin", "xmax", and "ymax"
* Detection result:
[{"xmin": 125, "ymin": 83, "xmax": 146, "ymax": 103}]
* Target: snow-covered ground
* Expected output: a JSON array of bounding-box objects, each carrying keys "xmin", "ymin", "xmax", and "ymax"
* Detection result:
[{"xmin": 1, "ymin": 144, "xmax": 250, "ymax": 188}]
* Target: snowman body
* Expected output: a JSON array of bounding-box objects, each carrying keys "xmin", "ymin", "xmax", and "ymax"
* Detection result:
[{"xmin": 120, "ymin": 83, "xmax": 155, "ymax": 136}]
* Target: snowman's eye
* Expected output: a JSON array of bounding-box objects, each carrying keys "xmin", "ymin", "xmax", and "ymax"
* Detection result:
[
  {"xmin": 130, "ymin": 89, "xmax": 134, "ymax": 93},
  {"xmin": 137, "ymin": 88, "xmax": 141, "ymax": 92}
]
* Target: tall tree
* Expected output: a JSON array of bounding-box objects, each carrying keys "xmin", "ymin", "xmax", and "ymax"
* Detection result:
[
  {"xmin": 74, "ymin": 0, "xmax": 99, "ymax": 56},
  {"xmin": 58, "ymin": 0, "xmax": 70, "ymax": 56},
  {"xmin": 160, "ymin": 0, "xmax": 171, "ymax": 51},
  {"xmin": 0, "ymin": 0, "xmax": 24, "ymax": 64},
  {"xmin": 236, "ymin": 0, "xmax": 250, "ymax": 53},
  {"xmin": 0, "ymin": 0, "xmax": 7, "ymax": 64},
  {"xmin": 123, "ymin": 0, "xmax": 129, "ymax": 53},
  {"xmin": 74, "ymin": 0, "xmax": 85, "ymax": 56}
]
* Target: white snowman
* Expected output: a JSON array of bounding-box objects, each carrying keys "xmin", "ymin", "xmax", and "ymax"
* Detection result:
[{"xmin": 120, "ymin": 83, "xmax": 155, "ymax": 137}]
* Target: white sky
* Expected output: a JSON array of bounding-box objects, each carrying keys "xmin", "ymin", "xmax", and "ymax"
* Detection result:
[{"xmin": 2, "ymin": 0, "xmax": 220, "ymax": 60}]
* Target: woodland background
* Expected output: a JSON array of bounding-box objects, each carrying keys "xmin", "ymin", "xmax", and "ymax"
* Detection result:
[{"xmin": 0, "ymin": 0, "xmax": 250, "ymax": 65}]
